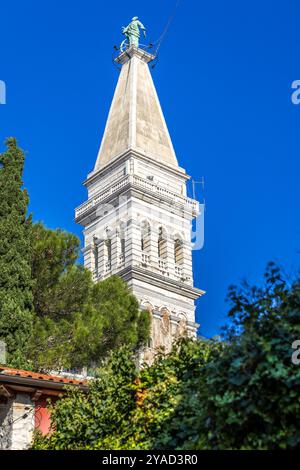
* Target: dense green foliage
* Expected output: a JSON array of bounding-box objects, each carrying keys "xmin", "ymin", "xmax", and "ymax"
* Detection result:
[
  {"xmin": 0, "ymin": 138, "xmax": 34, "ymax": 366},
  {"xmin": 204, "ymin": 262, "xmax": 300, "ymax": 449},
  {"xmin": 33, "ymin": 263, "xmax": 300, "ymax": 450},
  {"xmin": 0, "ymin": 139, "xmax": 150, "ymax": 370}
]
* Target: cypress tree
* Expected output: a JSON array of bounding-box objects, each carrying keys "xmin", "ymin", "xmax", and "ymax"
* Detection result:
[{"xmin": 0, "ymin": 138, "xmax": 34, "ymax": 366}]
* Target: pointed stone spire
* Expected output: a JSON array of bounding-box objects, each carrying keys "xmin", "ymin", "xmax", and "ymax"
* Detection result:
[{"xmin": 94, "ymin": 46, "xmax": 179, "ymax": 172}]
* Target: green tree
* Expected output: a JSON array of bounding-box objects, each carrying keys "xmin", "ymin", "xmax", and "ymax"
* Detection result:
[
  {"xmin": 0, "ymin": 138, "xmax": 150, "ymax": 371},
  {"xmin": 115, "ymin": 338, "xmax": 221, "ymax": 450},
  {"xmin": 0, "ymin": 138, "xmax": 34, "ymax": 366},
  {"xmin": 88, "ymin": 276, "xmax": 150, "ymax": 359},
  {"xmin": 29, "ymin": 223, "xmax": 150, "ymax": 370},
  {"xmin": 31, "ymin": 222, "xmax": 86, "ymax": 319},
  {"xmin": 195, "ymin": 263, "xmax": 300, "ymax": 449},
  {"xmin": 33, "ymin": 347, "xmax": 138, "ymax": 450}
]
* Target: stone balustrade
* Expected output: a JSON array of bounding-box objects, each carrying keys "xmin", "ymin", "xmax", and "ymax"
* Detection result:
[{"xmin": 75, "ymin": 174, "xmax": 198, "ymax": 220}]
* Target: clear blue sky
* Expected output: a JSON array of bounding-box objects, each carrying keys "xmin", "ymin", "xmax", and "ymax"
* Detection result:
[{"xmin": 1, "ymin": 0, "xmax": 300, "ymax": 337}]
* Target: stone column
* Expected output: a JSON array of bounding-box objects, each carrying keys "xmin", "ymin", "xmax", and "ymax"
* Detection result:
[
  {"xmin": 111, "ymin": 230, "xmax": 119, "ymax": 272},
  {"xmin": 166, "ymin": 236, "xmax": 175, "ymax": 278},
  {"xmin": 82, "ymin": 244, "xmax": 95, "ymax": 279},
  {"xmin": 125, "ymin": 219, "xmax": 142, "ymax": 267},
  {"xmin": 182, "ymin": 241, "xmax": 193, "ymax": 284},
  {"xmin": 149, "ymin": 226, "xmax": 159, "ymax": 273},
  {"xmin": 96, "ymin": 239, "xmax": 106, "ymax": 278}
]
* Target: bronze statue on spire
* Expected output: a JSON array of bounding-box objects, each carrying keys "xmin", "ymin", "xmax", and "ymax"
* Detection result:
[{"xmin": 120, "ymin": 17, "xmax": 146, "ymax": 51}]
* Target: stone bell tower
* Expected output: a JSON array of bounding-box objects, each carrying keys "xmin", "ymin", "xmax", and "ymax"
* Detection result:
[{"xmin": 75, "ymin": 44, "xmax": 204, "ymax": 361}]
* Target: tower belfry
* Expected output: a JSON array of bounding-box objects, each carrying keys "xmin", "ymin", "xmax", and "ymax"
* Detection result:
[{"xmin": 75, "ymin": 30, "xmax": 204, "ymax": 360}]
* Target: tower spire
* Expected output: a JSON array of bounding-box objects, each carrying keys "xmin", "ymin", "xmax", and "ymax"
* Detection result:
[
  {"xmin": 93, "ymin": 46, "xmax": 179, "ymax": 173},
  {"xmin": 76, "ymin": 26, "xmax": 204, "ymax": 363}
]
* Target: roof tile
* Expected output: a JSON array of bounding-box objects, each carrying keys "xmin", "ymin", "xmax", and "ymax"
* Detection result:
[{"xmin": 0, "ymin": 365, "xmax": 87, "ymax": 385}]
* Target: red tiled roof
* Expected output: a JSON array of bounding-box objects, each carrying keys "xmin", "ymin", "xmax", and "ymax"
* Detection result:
[{"xmin": 0, "ymin": 365, "xmax": 87, "ymax": 385}]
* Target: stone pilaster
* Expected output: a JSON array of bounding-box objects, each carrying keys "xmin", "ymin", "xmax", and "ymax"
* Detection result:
[
  {"xmin": 176, "ymin": 240, "xmax": 193, "ymax": 284},
  {"xmin": 96, "ymin": 239, "xmax": 106, "ymax": 278},
  {"xmin": 125, "ymin": 219, "xmax": 142, "ymax": 268},
  {"xmin": 82, "ymin": 244, "xmax": 95, "ymax": 278},
  {"xmin": 166, "ymin": 237, "xmax": 175, "ymax": 277},
  {"xmin": 111, "ymin": 230, "xmax": 119, "ymax": 272}
]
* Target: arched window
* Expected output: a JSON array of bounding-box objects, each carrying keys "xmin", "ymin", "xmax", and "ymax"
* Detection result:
[
  {"xmin": 141, "ymin": 221, "xmax": 151, "ymax": 252},
  {"xmin": 174, "ymin": 236, "xmax": 184, "ymax": 278},
  {"xmin": 158, "ymin": 227, "xmax": 167, "ymax": 259},
  {"xmin": 176, "ymin": 313, "xmax": 188, "ymax": 338},
  {"xmin": 174, "ymin": 237, "xmax": 184, "ymax": 265},
  {"xmin": 141, "ymin": 221, "xmax": 151, "ymax": 265},
  {"xmin": 118, "ymin": 228, "xmax": 126, "ymax": 266},
  {"xmin": 105, "ymin": 239, "xmax": 112, "ymax": 272},
  {"xmin": 121, "ymin": 238, "xmax": 125, "ymax": 260},
  {"xmin": 160, "ymin": 308, "xmax": 170, "ymax": 334},
  {"xmin": 158, "ymin": 227, "xmax": 168, "ymax": 273}
]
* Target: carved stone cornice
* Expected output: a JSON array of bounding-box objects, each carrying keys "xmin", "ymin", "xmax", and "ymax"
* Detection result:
[{"xmin": 118, "ymin": 266, "xmax": 205, "ymax": 300}]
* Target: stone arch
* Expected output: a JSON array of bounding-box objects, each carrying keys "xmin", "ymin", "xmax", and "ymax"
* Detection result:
[
  {"xmin": 172, "ymin": 230, "xmax": 185, "ymax": 242},
  {"xmin": 140, "ymin": 217, "xmax": 152, "ymax": 229},
  {"xmin": 160, "ymin": 307, "xmax": 171, "ymax": 334},
  {"xmin": 141, "ymin": 300, "xmax": 154, "ymax": 349},
  {"xmin": 141, "ymin": 299, "xmax": 154, "ymax": 312},
  {"xmin": 173, "ymin": 235, "xmax": 184, "ymax": 266},
  {"xmin": 101, "ymin": 227, "xmax": 112, "ymax": 272},
  {"xmin": 176, "ymin": 312, "xmax": 188, "ymax": 338},
  {"xmin": 103, "ymin": 225, "xmax": 113, "ymax": 240},
  {"xmin": 104, "ymin": 239, "xmax": 112, "ymax": 272},
  {"xmin": 140, "ymin": 219, "xmax": 151, "ymax": 254}
]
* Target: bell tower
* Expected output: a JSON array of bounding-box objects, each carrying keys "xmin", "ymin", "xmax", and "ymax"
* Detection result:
[{"xmin": 75, "ymin": 44, "xmax": 204, "ymax": 361}]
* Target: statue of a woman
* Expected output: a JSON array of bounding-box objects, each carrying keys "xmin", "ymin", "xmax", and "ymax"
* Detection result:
[{"xmin": 121, "ymin": 17, "xmax": 146, "ymax": 50}]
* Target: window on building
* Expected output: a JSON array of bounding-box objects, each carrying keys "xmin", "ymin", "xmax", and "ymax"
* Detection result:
[
  {"xmin": 121, "ymin": 238, "xmax": 125, "ymax": 257},
  {"xmin": 158, "ymin": 227, "xmax": 167, "ymax": 259},
  {"xmin": 141, "ymin": 221, "xmax": 151, "ymax": 252},
  {"xmin": 174, "ymin": 238, "xmax": 184, "ymax": 265},
  {"xmin": 105, "ymin": 239, "xmax": 112, "ymax": 271},
  {"xmin": 118, "ymin": 229, "xmax": 126, "ymax": 265},
  {"xmin": 161, "ymin": 308, "xmax": 170, "ymax": 334}
]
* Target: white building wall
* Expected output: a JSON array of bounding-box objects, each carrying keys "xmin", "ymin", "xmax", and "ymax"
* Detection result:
[
  {"xmin": 134, "ymin": 159, "xmax": 186, "ymax": 196},
  {"xmin": 87, "ymin": 163, "xmax": 127, "ymax": 199}
]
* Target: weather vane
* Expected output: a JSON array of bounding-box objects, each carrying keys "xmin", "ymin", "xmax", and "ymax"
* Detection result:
[{"xmin": 120, "ymin": 16, "xmax": 146, "ymax": 52}]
